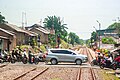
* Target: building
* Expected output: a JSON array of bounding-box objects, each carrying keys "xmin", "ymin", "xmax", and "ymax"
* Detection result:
[
  {"xmin": 96, "ymin": 28, "xmax": 119, "ymax": 49},
  {"xmin": 26, "ymin": 24, "xmax": 50, "ymax": 44},
  {"xmin": 0, "ymin": 23, "xmax": 37, "ymax": 46},
  {"xmin": 97, "ymin": 28, "xmax": 118, "ymax": 38},
  {"xmin": 0, "ymin": 28, "xmax": 16, "ymax": 52}
]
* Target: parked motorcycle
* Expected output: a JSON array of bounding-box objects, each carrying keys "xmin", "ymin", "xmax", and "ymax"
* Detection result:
[
  {"xmin": 99, "ymin": 59, "xmax": 112, "ymax": 69},
  {"xmin": 22, "ymin": 54, "xmax": 28, "ymax": 64},
  {"xmin": 0, "ymin": 53, "xmax": 15, "ymax": 63},
  {"xmin": 33, "ymin": 55, "xmax": 43, "ymax": 64},
  {"xmin": 91, "ymin": 59, "xmax": 99, "ymax": 66},
  {"xmin": 99, "ymin": 58, "xmax": 119, "ymax": 70},
  {"xmin": 111, "ymin": 61, "xmax": 120, "ymax": 70}
]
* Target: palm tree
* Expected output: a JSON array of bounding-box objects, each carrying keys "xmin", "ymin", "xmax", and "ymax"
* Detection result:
[{"xmin": 43, "ymin": 15, "xmax": 68, "ymax": 41}]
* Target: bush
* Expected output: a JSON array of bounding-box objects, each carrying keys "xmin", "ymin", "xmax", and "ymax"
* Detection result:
[
  {"xmin": 102, "ymin": 37, "xmax": 116, "ymax": 44},
  {"xmin": 40, "ymin": 45, "xmax": 46, "ymax": 53},
  {"xmin": 60, "ymin": 39, "xmax": 69, "ymax": 49}
]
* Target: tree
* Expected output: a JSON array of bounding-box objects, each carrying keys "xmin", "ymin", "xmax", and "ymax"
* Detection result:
[
  {"xmin": 85, "ymin": 39, "xmax": 91, "ymax": 47},
  {"xmin": 68, "ymin": 32, "xmax": 83, "ymax": 46},
  {"xmin": 108, "ymin": 22, "xmax": 120, "ymax": 37},
  {"xmin": 91, "ymin": 31, "xmax": 97, "ymax": 43},
  {"xmin": 0, "ymin": 12, "xmax": 7, "ymax": 24},
  {"xmin": 68, "ymin": 32, "xmax": 76, "ymax": 46},
  {"xmin": 43, "ymin": 16, "xmax": 68, "ymax": 46}
]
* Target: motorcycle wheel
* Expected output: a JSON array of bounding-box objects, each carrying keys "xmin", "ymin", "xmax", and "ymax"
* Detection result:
[
  {"xmin": 90, "ymin": 61, "xmax": 94, "ymax": 66},
  {"xmin": 34, "ymin": 58, "xmax": 39, "ymax": 65},
  {"xmin": 35, "ymin": 61, "xmax": 39, "ymax": 65},
  {"xmin": 11, "ymin": 59, "xmax": 15, "ymax": 63},
  {"xmin": 0, "ymin": 59, "xmax": 4, "ymax": 63},
  {"xmin": 22, "ymin": 58, "xmax": 27, "ymax": 64},
  {"xmin": 100, "ymin": 64, "xmax": 104, "ymax": 69},
  {"xmin": 112, "ymin": 64, "xmax": 117, "ymax": 70}
]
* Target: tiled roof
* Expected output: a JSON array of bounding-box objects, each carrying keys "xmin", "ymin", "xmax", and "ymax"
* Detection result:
[
  {"xmin": 35, "ymin": 27, "xmax": 50, "ymax": 34},
  {"xmin": 28, "ymin": 24, "xmax": 50, "ymax": 34},
  {"xmin": 5, "ymin": 23, "xmax": 25, "ymax": 32},
  {"xmin": 0, "ymin": 27, "xmax": 14, "ymax": 36},
  {"xmin": 0, "ymin": 36, "xmax": 9, "ymax": 39},
  {"xmin": 0, "ymin": 23, "xmax": 36, "ymax": 36}
]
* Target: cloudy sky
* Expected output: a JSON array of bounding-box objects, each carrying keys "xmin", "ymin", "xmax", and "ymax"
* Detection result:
[{"xmin": 0, "ymin": 0, "xmax": 120, "ymax": 39}]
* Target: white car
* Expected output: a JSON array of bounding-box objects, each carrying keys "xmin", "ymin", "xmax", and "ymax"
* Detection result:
[{"xmin": 43, "ymin": 49, "xmax": 88, "ymax": 65}]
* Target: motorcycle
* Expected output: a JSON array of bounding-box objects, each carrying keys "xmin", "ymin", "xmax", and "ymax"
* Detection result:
[
  {"xmin": 0, "ymin": 54, "xmax": 15, "ymax": 63},
  {"xmin": 33, "ymin": 55, "xmax": 44, "ymax": 64},
  {"xmin": 99, "ymin": 58, "xmax": 113, "ymax": 69},
  {"xmin": 91, "ymin": 59, "xmax": 99, "ymax": 66},
  {"xmin": 111, "ymin": 61, "xmax": 120, "ymax": 70},
  {"xmin": 22, "ymin": 54, "xmax": 28, "ymax": 64},
  {"xmin": 99, "ymin": 59, "xmax": 119, "ymax": 70}
]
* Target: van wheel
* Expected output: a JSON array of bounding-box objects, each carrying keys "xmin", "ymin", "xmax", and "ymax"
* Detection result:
[
  {"xmin": 76, "ymin": 59, "xmax": 82, "ymax": 65},
  {"xmin": 51, "ymin": 59, "xmax": 58, "ymax": 65}
]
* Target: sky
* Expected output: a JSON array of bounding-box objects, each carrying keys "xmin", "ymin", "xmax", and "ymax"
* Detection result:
[{"xmin": 0, "ymin": 0, "xmax": 120, "ymax": 40}]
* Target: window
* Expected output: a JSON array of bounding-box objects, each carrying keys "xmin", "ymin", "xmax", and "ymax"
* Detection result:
[{"xmin": 50, "ymin": 50, "xmax": 72, "ymax": 54}]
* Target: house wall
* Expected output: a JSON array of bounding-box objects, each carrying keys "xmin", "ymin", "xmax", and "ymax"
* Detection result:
[
  {"xmin": 0, "ymin": 31, "xmax": 16, "ymax": 51},
  {"xmin": 30, "ymin": 28, "xmax": 49, "ymax": 44},
  {"xmin": 0, "ymin": 24, "xmax": 30, "ymax": 46}
]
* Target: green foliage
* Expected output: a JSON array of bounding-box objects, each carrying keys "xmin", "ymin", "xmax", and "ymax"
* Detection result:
[
  {"xmin": 43, "ymin": 15, "xmax": 84, "ymax": 46},
  {"xmin": 30, "ymin": 38, "xmax": 37, "ymax": 48},
  {"xmin": 0, "ymin": 12, "xmax": 7, "ymax": 24},
  {"xmin": 43, "ymin": 15, "xmax": 68, "ymax": 42},
  {"xmin": 91, "ymin": 31, "xmax": 97, "ymax": 42},
  {"xmin": 60, "ymin": 39, "xmax": 69, "ymax": 48},
  {"xmin": 48, "ymin": 34, "xmax": 56, "ymax": 47},
  {"xmin": 68, "ymin": 32, "xmax": 83, "ymax": 46},
  {"xmin": 68, "ymin": 32, "xmax": 76, "ymax": 46},
  {"xmin": 108, "ymin": 22, "xmax": 120, "ymax": 29},
  {"xmin": 108, "ymin": 22, "xmax": 120, "ymax": 35},
  {"xmin": 102, "ymin": 37, "xmax": 116, "ymax": 44},
  {"xmin": 85, "ymin": 39, "xmax": 91, "ymax": 46},
  {"xmin": 40, "ymin": 45, "xmax": 46, "ymax": 53}
]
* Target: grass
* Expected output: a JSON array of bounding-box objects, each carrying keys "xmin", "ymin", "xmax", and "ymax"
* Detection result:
[{"xmin": 99, "ymin": 69, "xmax": 119, "ymax": 80}]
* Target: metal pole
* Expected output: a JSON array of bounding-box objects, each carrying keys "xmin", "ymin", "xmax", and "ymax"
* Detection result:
[
  {"xmin": 93, "ymin": 26, "xmax": 98, "ymax": 47},
  {"xmin": 96, "ymin": 20, "xmax": 101, "ymax": 49}
]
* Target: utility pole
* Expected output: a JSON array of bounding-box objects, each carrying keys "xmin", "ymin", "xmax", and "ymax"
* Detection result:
[
  {"xmin": 93, "ymin": 26, "xmax": 98, "ymax": 48},
  {"xmin": 96, "ymin": 20, "xmax": 101, "ymax": 49}
]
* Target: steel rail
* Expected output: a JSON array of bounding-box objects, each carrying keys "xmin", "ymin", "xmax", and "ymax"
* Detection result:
[
  {"xmin": 13, "ymin": 68, "xmax": 37, "ymax": 80},
  {"xmin": 85, "ymin": 47, "xmax": 94, "ymax": 64},
  {"xmin": 13, "ymin": 67, "xmax": 49, "ymax": 80},
  {"xmin": 90, "ymin": 68, "xmax": 97, "ymax": 80},
  {"xmin": 0, "ymin": 63, "xmax": 9, "ymax": 68},
  {"xmin": 76, "ymin": 67, "xmax": 82, "ymax": 80},
  {"xmin": 31, "ymin": 67, "xmax": 49, "ymax": 80}
]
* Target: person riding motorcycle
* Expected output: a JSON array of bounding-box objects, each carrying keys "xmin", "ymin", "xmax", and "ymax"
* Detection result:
[{"xmin": 114, "ymin": 54, "xmax": 120, "ymax": 65}]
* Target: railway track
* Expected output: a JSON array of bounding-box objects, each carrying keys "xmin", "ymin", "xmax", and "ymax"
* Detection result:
[
  {"xmin": 76, "ymin": 67, "xmax": 97, "ymax": 80},
  {"xmin": 86, "ymin": 48, "xmax": 94, "ymax": 64},
  {"xmin": 0, "ymin": 63, "xmax": 9, "ymax": 68},
  {"xmin": 76, "ymin": 47, "xmax": 97, "ymax": 80},
  {"xmin": 13, "ymin": 67, "xmax": 49, "ymax": 80}
]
